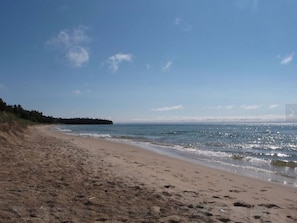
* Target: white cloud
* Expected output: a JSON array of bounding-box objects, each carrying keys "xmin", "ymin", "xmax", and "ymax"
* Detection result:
[
  {"xmin": 225, "ymin": 105, "xmax": 236, "ymax": 109},
  {"xmin": 207, "ymin": 105, "xmax": 236, "ymax": 110},
  {"xmin": 67, "ymin": 46, "xmax": 89, "ymax": 67},
  {"xmin": 174, "ymin": 17, "xmax": 182, "ymax": 25},
  {"xmin": 279, "ymin": 53, "xmax": 294, "ymax": 65},
  {"xmin": 269, "ymin": 104, "xmax": 279, "ymax": 109},
  {"xmin": 162, "ymin": 60, "xmax": 172, "ymax": 71},
  {"xmin": 47, "ymin": 25, "xmax": 90, "ymax": 48},
  {"xmin": 74, "ymin": 89, "xmax": 81, "ymax": 95},
  {"xmin": 47, "ymin": 26, "xmax": 90, "ymax": 67},
  {"xmin": 152, "ymin": 105, "xmax": 184, "ymax": 112},
  {"xmin": 241, "ymin": 104, "xmax": 262, "ymax": 110},
  {"xmin": 173, "ymin": 17, "xmax": 192, "ymax": 32},
  {"xmin": 108, "ymin": 53, "xmax": 133, "ymax": 72}
]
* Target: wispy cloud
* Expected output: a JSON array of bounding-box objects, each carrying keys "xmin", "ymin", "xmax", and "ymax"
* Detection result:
[
  {"xmin": 278, "ymin": 53, "xmax": 294, "ymax": 65},
  {"xmin": 174, "ymin": 17, "xmax": 182, "ymax": 25},
  {"xmin": 207, "ymin": 105, "xmax": 236, "ymax": 110},
  {"xmin": 225, "ymin": 105, "xmax": 236, "ymax": 109},
  {"xmin": 66, "ymin": 46, "xmax": 89, "ymax": 67},
  {"xmin": 108, "ymin": 53, "xmax": 133, "ymax": 72},
  {"xmin": 74, "ymin": 89, "xmax": 81, "ymax": 95},
  {"xmin": 173, "ymin": 17, "xmax": 192, "ymax": 32},
  {"xmin": 47, "ymin": 25, "xmax": 90, "ymax": 67},
  {"xmin": 241, "ymin": 104, "xmax": 262, "ymax": 110},
  {"xmin": 162, "ymin": 60, "xmax": 172, "ymax": 71},
  {"xmin": 269, "ymin": 104, "xmax": 279, "ymax": 109},
  {"xmin": 152, "ymin": 105, "xmax": 184, "ymax": 112},
  {"xmin": 58, "ymin": 4, "xmax": 69, "ymax": 12}
]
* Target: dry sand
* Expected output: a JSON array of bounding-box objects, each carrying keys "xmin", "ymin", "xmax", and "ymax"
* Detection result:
[{"xmin": 0, "ymin": 125, "xmax": 296, "ymax": 223}]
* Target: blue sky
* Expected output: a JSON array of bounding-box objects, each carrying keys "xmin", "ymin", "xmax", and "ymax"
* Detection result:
[{"xmin": 0, "ymin": 0, "xmax": 296, "ymax": 123}]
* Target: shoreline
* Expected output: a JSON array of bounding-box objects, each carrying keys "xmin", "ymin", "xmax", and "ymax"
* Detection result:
[
  {"xmin": 50, "ymin": 126, "xmax": 297, "ymax": 221},
  {"xmin": 1, "ymin": 125, "xmax": 296, "ymax": 222},
  {"xmin": 107, "ymin": 137, "xmax": 297, "ymax": 188},
  {"xmin": 55, "ymin": 123, "xmax": 297, "ymax": 188}
]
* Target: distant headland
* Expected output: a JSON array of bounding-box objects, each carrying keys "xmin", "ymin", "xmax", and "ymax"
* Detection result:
[
  {"xmin": 0, "ymin": 98, "xmax": 113, "ymax": 125},
  {"xmin": 60, "ymin": 118, "xmax": 113, "ymax": 125}
]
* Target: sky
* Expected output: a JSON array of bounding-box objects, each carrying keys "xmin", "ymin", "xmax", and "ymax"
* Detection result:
[{"xmin": 0, "ymin": 0, "xmax": 297, "ymax": 123}]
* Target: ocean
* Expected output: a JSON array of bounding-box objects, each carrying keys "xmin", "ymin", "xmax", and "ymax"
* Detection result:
[{"xmin": 55, "ymin": 123, "xmax": 297, "ymax": 187}]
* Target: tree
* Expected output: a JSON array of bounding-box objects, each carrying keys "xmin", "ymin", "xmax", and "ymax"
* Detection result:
[
  {"xmin": 0, "ymin": 98, "xmax": 7, "ymax": 111},
  {"xmin": 0, "ymin": 98, "xmax": 112, "ymax": 124}
]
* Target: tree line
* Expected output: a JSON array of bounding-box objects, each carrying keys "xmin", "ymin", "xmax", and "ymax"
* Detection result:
[{"xmin": 0, "ymin": 98, "xmax": 113, "ymax": 125}]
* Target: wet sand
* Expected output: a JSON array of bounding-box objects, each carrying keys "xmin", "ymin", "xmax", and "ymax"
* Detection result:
[{"xmin": 0, "ymin": 125, "xmax": 296, "ymax": 222}]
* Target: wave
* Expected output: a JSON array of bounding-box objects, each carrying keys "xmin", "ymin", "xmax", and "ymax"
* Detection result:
[
  {"xmin": 78, "ymin": 133, "xmax": 111, "ymax": 138},
  {"xmin": 53, "ymin": 123, "xmax": 297, "ymax": 187},
  {"xmin": 211, "ymin": 159, "xmax": 274, "ymax": 174},
  {"xmin": 124, "ymin": 139, "xmax": 293, "ymax": 169},
  {"xmin": 54, "ymin": 126, "xmax": 72, "ymax": 132},
  {"xmin": 265, "ymin": 152, "xmax": 290, "ymax": 158}
]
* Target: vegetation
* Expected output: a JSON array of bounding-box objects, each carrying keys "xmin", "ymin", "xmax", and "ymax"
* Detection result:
[
  {"xmin": 0, "ymin": 98, "xmax": 113, "ymax": 125},
  {"xmin": 270, "ymin": 160, "xmax": 297, "ymax": 168},
  {"xmin": 60, "ymin": 118, "xmax": 113, "ymax": 125},
  {"xmin": 231, "ymin": 154, "xmax": 244, "ymax": 160}
]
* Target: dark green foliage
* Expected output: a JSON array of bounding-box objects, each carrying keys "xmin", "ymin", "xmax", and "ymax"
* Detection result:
[
  {"xmin": 0, "ymin": 98, "xmax": 113, "ymax": 125},
  {"xmin": 0, "ymin": 98, "xmax": 6, "ymax": 111},
  {"xmin": 60, "ymin": 118, "xmax": 113, "ymax": 125}
]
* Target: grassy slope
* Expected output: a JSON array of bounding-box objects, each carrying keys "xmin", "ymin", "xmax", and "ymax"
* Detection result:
[
  {"xmin": 0, "ymin": 111, "xmax": 34, "ymax": 146},
  {"xmin": 0, "ymin": 111, "xmax": 34, "ymax": 125}
]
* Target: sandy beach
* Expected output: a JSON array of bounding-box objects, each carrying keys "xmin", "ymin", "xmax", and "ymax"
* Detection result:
[{"xmin": 0, "ymin": 125, "xmax": 296, "ymax": 223}]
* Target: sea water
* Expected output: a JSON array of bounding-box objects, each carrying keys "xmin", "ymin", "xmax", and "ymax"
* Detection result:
[{"xmin": 55, "ymin": 123, "xmax": 297, "ymax": 187}]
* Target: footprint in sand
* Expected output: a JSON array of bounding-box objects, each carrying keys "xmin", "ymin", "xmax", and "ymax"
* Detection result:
[
  {"xmin": 223, "ymin": 195, "xmax": 234, "ymax": 199},
  {"xmin": 229, "ymin": 189, "xmax": 246, "ymax": 193},
  {"xmin": 233, "ymin": 201, "xmax": 254, "ymax": 208},
  {"xmin": 258, "ymin": 203, "xmax": 280, "ymax": 209},
  {"xmin": 164, "ymin": 185, "xmax": 175, "ymax": 189}
]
